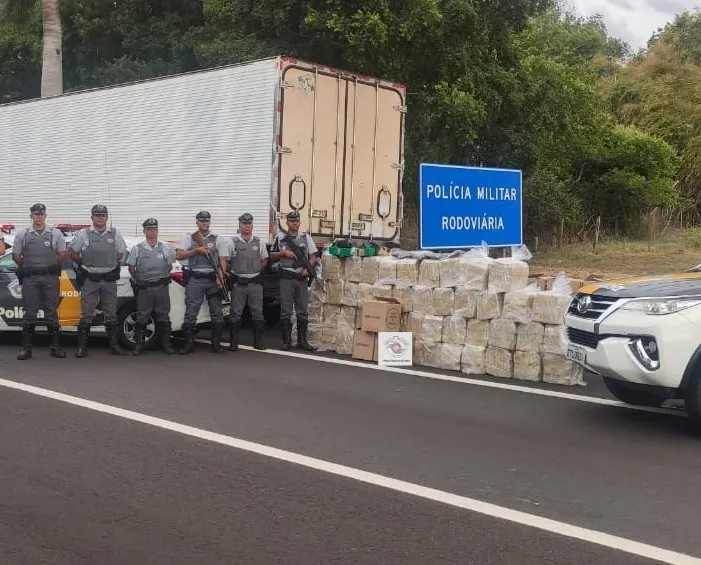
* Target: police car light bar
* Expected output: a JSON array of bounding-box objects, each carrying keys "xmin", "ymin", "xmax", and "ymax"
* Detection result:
[
  {"xmin": 1, "ymin": 224, "xmax": 15, "ymax": 234},
  {"xmin": 54, "ymin": 223, "xmax": 91, "ymax": 235}
]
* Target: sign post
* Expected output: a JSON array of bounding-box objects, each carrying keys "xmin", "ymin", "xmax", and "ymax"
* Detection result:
[{"xmin": 418, "ymin": 163, "xmax": 523, "ymax": 250}]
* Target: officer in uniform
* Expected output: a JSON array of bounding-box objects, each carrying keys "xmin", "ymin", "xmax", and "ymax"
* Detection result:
[
  {"xmin": 125, "ymin": 218, "xmax": 177, "ymax": 356},
  {"xmin": 11, "ymin": 203, "xmax": 67, "ymax": 360},
  {"xmin": 176, "ymin": 210, "xmax": 228, "ymax": 354},
  {"xmin": 269, "ymin": 210, "xmax": 318, "ymax": 351},
  {"xmin": 69, "ymin": 204, "xmax": 127, "ymax": 357},
  {"xmin": 220, "ymin": 213, "xmax": 268, "ymax": 351},
  {"xmin": 0, "ymin": 231, "xmax": 5, "ymax": 255}
]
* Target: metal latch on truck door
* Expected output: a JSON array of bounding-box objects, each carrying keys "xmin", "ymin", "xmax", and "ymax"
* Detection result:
[
  {"xmin": 311, "ymin": 209, "xmax": 327, "ymax": 218},
  {"xmin": 288, "ymin": 175, "xmax": 307, "ymax": 211},
  {"xmin": 377, "ymin": 185, "xmax": 391, "ymax": 219}
]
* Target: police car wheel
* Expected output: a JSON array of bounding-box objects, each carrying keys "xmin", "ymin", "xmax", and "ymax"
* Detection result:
[{"xmin": 117, "ymin": 306, "xmax": 158, "ymax": 351}]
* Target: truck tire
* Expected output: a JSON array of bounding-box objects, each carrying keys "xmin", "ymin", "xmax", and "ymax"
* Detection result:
[{"xmin": 602, "ymin": 377, "xmax": 666, "ymax": 407}]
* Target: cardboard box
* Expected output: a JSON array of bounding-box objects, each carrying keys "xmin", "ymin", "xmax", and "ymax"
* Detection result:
[
  {"xmin": 570, "ymin": 279, "xmax": 585, "ymax": 292},
  {"xmin": 352, "ymin": 330, "xmax": 378, "ymax": 361},
  {"xmin": 360, "ymin": 298, "xmax": 402, "ymax": 332}
]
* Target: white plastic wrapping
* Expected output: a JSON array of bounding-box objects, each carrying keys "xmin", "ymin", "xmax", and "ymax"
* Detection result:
[
  {"xmin": 321, "ymin": 252, "xmax": 344, "ymax": 281},
  {"xmin": 376, "ymin": 256, "xmax": 398, "ymax": 284},
  {"xmin": 421, "ymin": 314, "xmax": 444, "ymax": 342},
  {"xmin": 392, "ymin": 285, "xmax": 414, "ymax": 313},
  {"xmin": 361, "ymin": 256, "xmax": 380, "ymax": 284},
  {"xmin": 453, "ymin": 287, "xmax": 478, "ymax": 318},
  {"xmin": 335, "ymin": 306, "xmax": 356, "ymax": 355},
  {"xmin": 501, "ymin": 283, "xmax": 539, "ymax": 323},
  {"xmin": 321, "ymin": 305, "xmax": 341, "ymax": 351},
  {"xmin": 392, "ymin": 258, "xmax": 417, "ymax": 286},
  {"xmin": 442, "ymin": 315, "xmax": 467, "ymax": 344},
  {"xmin": 486, "ymin": 347, "xmax": 513, "ymax": 379},
  {"xmin": 541, "ymin": 324, "xmax": 566, "ymax": 355},
  {"xmin": 432, "ymin": 287, "xmax": 455, "ymax": 316},
  {"xmin": 466, "ymin": 320, "xmax": 490, "ymax": 347},
  {"xmin": 325, "ymin": 279, "xmax": 344, "ymax": 305},
  {"xmin": 371, "ymin": 283, "xmax": 394, "ymax": 300},
  {"xmin": 542, "ymin": 354, "xmax": 586, "ymax": 386},
  {"xmin": 342, "ymin": 281, "xmax": 359, "ymax": 307},
  {"xmin": 308, "ymin": 301, "xmax": 324, "ymax": 324},
  {"xmin": 438, "ymin": 258, "xmax": 463, "ymax": 288},
  {"xmin": 437, "ymin": 343, "xmax": 462, "ymax": 371},
  {"xmin": 515, "ymin": 322, "xmax": 545, "ymax": 353},
  {"xmin": 404, "ymin": 312, "xmax": 424, "ymax": 338},
  {"xmin": 487, "ymin": 257, "xmax": 530, "ymax": 294},
  {"xmin": 415, "ymin": 340, "xmax": 438, "ymax": 367},
  {"xmin": 461, "ymin": 345, "xmax": 487, "ymax": 375},
  {"xmin": 531, "ymin": 272, "xmax": 573, "ymax": 325},
  {"xmin": 346, "ymin": 256, "xmax": 363, "ymax": 282},
  {"xmin": 513, "ymin": 351, "xmax": 543, "ymax": 382},
  {"xmin": 357, "ymin": 283, "xmax": 375, "ymax": 307},
  {"xmin": 476, "ymin": 291, "xmax": 503, "ymax": 320},
  {"xmin": 460, "ymin": 243, "xmax": 495, "ymax": 290},
  {"xmin": 417, "ymin": 259, "xmax": 441, "ymax": 287},
  {"xmin": 412, "ymin": 286, "xmax": 436, "ymax": 315},
  {"xmin": 488, "ymin": 319, "xmax": 517, "ymax": 350}
]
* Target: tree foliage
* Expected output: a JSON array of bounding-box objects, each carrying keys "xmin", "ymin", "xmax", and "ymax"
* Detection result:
[{"xmin": 0, "ymin": 0, "xmax": 695, "ymax": 240}]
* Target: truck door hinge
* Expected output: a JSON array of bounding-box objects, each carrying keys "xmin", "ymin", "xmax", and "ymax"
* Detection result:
[
  {"xmin": 280, "ymin": 80, "xmax": 295, "ymax": 89},
  {"xmin": 393, "ymin": 105, "xmax": 407, "ymax": 113},
  {"xmin": 276, "ymin": 145, "xmax": 292, "ymax": 155},
  {"xmin": 391, "ymin": 161, "xmax": 404, "ymax": 172}
]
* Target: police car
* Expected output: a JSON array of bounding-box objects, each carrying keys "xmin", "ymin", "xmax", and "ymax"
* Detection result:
[{"xmin": 0, "ymin": 227, "xmax": 229, "ymax": 350}]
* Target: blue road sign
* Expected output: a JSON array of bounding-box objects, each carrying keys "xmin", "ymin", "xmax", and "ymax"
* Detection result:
[{"xmin": 418, "ymin": 163, "xmax": 523, "ymax": 250}]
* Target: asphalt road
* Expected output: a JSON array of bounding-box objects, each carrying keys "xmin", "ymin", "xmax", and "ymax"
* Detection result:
[{"xmin": 0, "ymin": 329, "xmax": 699, "ymax": 564}]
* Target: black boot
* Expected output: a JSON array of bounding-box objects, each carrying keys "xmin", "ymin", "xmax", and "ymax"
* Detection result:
[
  {"xmin": 281, "ymin": 320, "xmax": 292, "ymax": 351},
  {"xmin": 159, "ymin": 321, "xmax": 175, "ymax": 355},
  {"xmin": 228, "ymin": 319, "xmax": 240, "ymax": 351},
  {"xmin": 210, "ymin": 322, "xmax": 225, "ymax": 353},
  {"xmin": 296, "ymin": 319, "xmax": 316, "ymax": 351},
  {"xmin": 49, "ymin": 324, "xmax": 66, "ymax": 358},
  {"xmin": 106, "ymin": 322, "xmax": 127, "ymax": 356},
  {"xmin": 179, "ymin": 323, "xmax": 196, "ymax": 355},
  {"xmin": 75, "ymin": 321, "xmax": 90, "ymax": 358},
  {"xmin": 17, "ymin": 325, "xmax": 34, "ymax": 361},
  {"xmin": 132, "ymin": 323, "xmax": 145, "ymax": 356},
  {"xmin": 253, "ymin": 321, "xmax": 267, "ymax": 351}
]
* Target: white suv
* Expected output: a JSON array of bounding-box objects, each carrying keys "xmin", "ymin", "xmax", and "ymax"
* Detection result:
[{"xmin": 563, "ymin": 272, "xmax": 701, "ymax": 429}]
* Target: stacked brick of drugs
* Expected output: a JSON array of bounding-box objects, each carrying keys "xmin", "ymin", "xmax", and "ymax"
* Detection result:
[{"xmin": 307, "ymin": 248, "xmax": 585, "ymax": 386}]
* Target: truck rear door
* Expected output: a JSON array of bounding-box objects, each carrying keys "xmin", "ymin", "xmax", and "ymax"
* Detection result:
[{"xmin": 277, "ymin": 61, "xmax": 406, "ymax": 242}]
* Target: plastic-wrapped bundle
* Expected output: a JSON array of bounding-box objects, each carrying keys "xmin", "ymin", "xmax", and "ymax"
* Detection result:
[
  {"xmin": 486, "ymin": 347, "xmax": 513, "ymax": 379},
  {"xmin": 438, "ymin": 258, "xmax": 462, "ymax": 288},
  {"xmin": 335, "ymin": 307, "xmax": 356, "ymax": 355},
  {"xmin": 321, "ymin": 306, "xmax": 340, "ymax": 350},
  {"xmin": 308, "ymin": 301, "xmax": 324, "ymax": 324},
  {"xmin": 488, "ymin": 319, "xmax": 517, "ymax": 350},
  {"xmin": 502, "ymin": 284, "xmax": 539, "ymax": 323},
  {"xmin": 392, "ymin": 285, "xmax": 413, "ymax": 313},
  {"xmin": 453, "ymin": 287, "xmax": 478, "ymax": 318},
  {"xmin": 376, "ymin": 256, "xmax": 398, "ymax": 284},
  {"xmin": 321, "ymin": 252, "xmax": 344, "ymax": 281},
  {"xmin": 487, "ymin": 258, "xmax": 529, "ymax": 294},
  {"xmin": 461, "ymin": 345, "xmax": 486, "ymax": 375},
  {"xmin": 412, "ymin": 285, "xmax": 436, "ymax": 315},
  {"xmin": 342, "ymin": 282, "xmax": 359, "ymax": 307},
  {"xmin": 395, "ymin": 258, "xmax": 419, "ymax": 286},
  {"xmin": 466, "ymin": 320, "xmax": 490, "ymax": 347},
  {"xmin": 531, "ymin": 272, "xmax": 573, "ymax": 325},
  {"xmin": 542, "ymin": 354, "xmax": 586, "ymax": 386},
  {"xmin": 421, "ymin": 314, "xmax": 444, "ymax": 342},
  {"xmin": 437, "ymin": 343, "xmax": 462, "ymax": 371},
  {"xmin": 371, "ymin": 283, "xmax": 393, "ymax": 300},
  {"xmin": 513, "ymin": 351, "xmax": 542, "ymax": 382},
  {"xmin": 433, "ymin": 287, "xmax": 455, "ymax": 316},
  {"xmin": 459, "ymin": 243, "xmax": 495, "ymax": 290},
  {"xmin": 414, "ymin": 339, "xmax": 437, "ymax": 367},
  {"xmin": 476, "ymin": 291, "xmax": 503, "ymax": 320},
  {"xmin": 403, "ymin": 312, "xmax": 424, "ymax": 338},
  {"xmin": 361, "ymin": 256, "xmax": 380, "ymax": 284},
  {"xmin": 325, "ymin": 279, "xmax": 344, "ymax": 305},
  {"xmin": 442, "ymin": 315, "xmax": 467, "ymax": 345},
  {"xmin": 346, "ymin": 256, "xmax": 363, "ymax": 282},
  {"xmin": 417, "ymin": 259, "xmax": 440, "ymax": 287},
  {"xmin": 357, "ymin": 283, "xmax": 375, "ymax": 306},
  {"xmin": 515, "ymin": 322, "xmax": 545, "ymax": 353}
]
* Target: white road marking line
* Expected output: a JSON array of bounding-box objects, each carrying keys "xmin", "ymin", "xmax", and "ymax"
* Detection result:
[
  {"xmin": 195, "ymin": 339, "xmax": 687, "ymax": 418},
  {"xmin": 0, "ymin": 377, "xmax": 696, "ymax": 565}
]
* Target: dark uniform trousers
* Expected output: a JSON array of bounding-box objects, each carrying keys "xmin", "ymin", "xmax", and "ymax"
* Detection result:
[
  {"xmin": 80, "ymin": 279, "xmax": 118, "ymax": 325},
  {"xmin": 137, "ymin": 285, "xmax": 170, "ymax": 325},
  {"xmin": 227, "ymin": 277, "xmax": 266, "ymax": 351},
  {"xmin": 279, "ymin": 275, "xmax": 314, "ymax": 351},
  {"xmin": 179, "ymin": 272, "xmax": 226, "ymax": 355},
  {"xmin": 23, "ymin": 273, "xmax": 60, "ymax": 327}
]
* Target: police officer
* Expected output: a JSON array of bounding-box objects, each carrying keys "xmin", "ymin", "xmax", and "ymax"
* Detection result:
[
  {"xmin": 176, "ymin": 211, "xmax": 228, "ymax": 354},
  {"xmin": 11, "ymin": 203, "xmax": 67, "ymax": 360},
  {"xmin": 269, "ymin": 210, "xmax": 318, "ymax": 351},
  {"xmin": 69, "ymin": 204, "xmax": 127, "ymax": 357},
  {"xmin": 220, "ymin": 213, "xmax": 268, "ymax": 351},
  {"xmin": 126, "ymin": 218, "xmax": 177, "ymax": 356},
  {"xmin": 0, "ymin": 231, "xmax": 5, "ymax": 255}
]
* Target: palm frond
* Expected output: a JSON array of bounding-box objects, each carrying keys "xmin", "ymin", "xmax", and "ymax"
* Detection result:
[{"xmin": 0, "ymin": 0, "xmax": 38, "ymax": 24}]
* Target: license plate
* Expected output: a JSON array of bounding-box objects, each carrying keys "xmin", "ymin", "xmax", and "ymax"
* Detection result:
[{"xmin": 566, "ymin": 344, "xmax": 586, "ymax": 364}]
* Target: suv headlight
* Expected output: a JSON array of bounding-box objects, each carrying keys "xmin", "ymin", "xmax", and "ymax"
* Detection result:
[{"xmin": 619, "ymin": 298, "xmax": 701, "ymax": 315}]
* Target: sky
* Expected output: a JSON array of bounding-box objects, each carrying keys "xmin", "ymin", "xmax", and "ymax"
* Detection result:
[{"xmin": 569, "ymin": 0, "xmax": 700, "ymax": 49}]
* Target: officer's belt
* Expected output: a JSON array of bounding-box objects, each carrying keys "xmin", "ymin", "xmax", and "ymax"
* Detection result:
[
  {"xmin": 231, "ymin": 273, "xmax": 262, "ymax": 285},
  {"xmin": 189, "ymin": 270, "xmax": 216, "ymax": 281},
  {"xmin": 80, "ymin": 266, "xmax": 121, "ymax": 282},
  {"xmin": 280, "ymin": 268, "xmax": 304, "ymax": 280},
  {"xmin": 19, "ymin": 264, "xmax": 61, "ymax": 277},
  {"xmin": 135, "ymin": 277, "xmax": 171, "ymax": 289}
]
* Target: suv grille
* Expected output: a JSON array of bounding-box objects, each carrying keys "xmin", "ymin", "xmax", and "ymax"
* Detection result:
[
  {"xmin": 567, "ymin": 328, "xmax": 605, "ymax": 349},
  {"xmin": 567, "ymin": 294, "xmax": 620, "ymax": 320}
]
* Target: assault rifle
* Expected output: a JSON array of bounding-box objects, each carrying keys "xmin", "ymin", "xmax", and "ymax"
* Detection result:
[
  {"xmin": 280, "ymin": 234, "xmax": 319, "ymax": 289},
  {"xmin": 191, "ymin": 231, "xmax": 231, "ymax": 303}
]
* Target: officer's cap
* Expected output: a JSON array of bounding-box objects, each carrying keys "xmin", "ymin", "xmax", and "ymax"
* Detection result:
[
  {"xmin": 286, "ymin": 210, "xmax": 300, "ymax": 221},
  {"xmin": 195, "ymin": 210, "xmax": 211, "ymax": 221},
  {"xmin": 238, "ymin": 213, "xmax": 253, "ymax": 224},
  {"xmin": 142, "ymin": 217, "xmax": 158, "ymax": 228},
  {"xmin": 30, "ymin": 203, "xmax": 46, "ymax": 214},
  {"xmin": 91, "ymin": 204, "xmax": 108, "ymax": 215}
]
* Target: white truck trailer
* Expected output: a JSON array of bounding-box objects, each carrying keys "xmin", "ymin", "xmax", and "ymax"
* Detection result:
[{"xmin": 0, "ymin": 55, "xmax": 407, "ymax": 246}]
